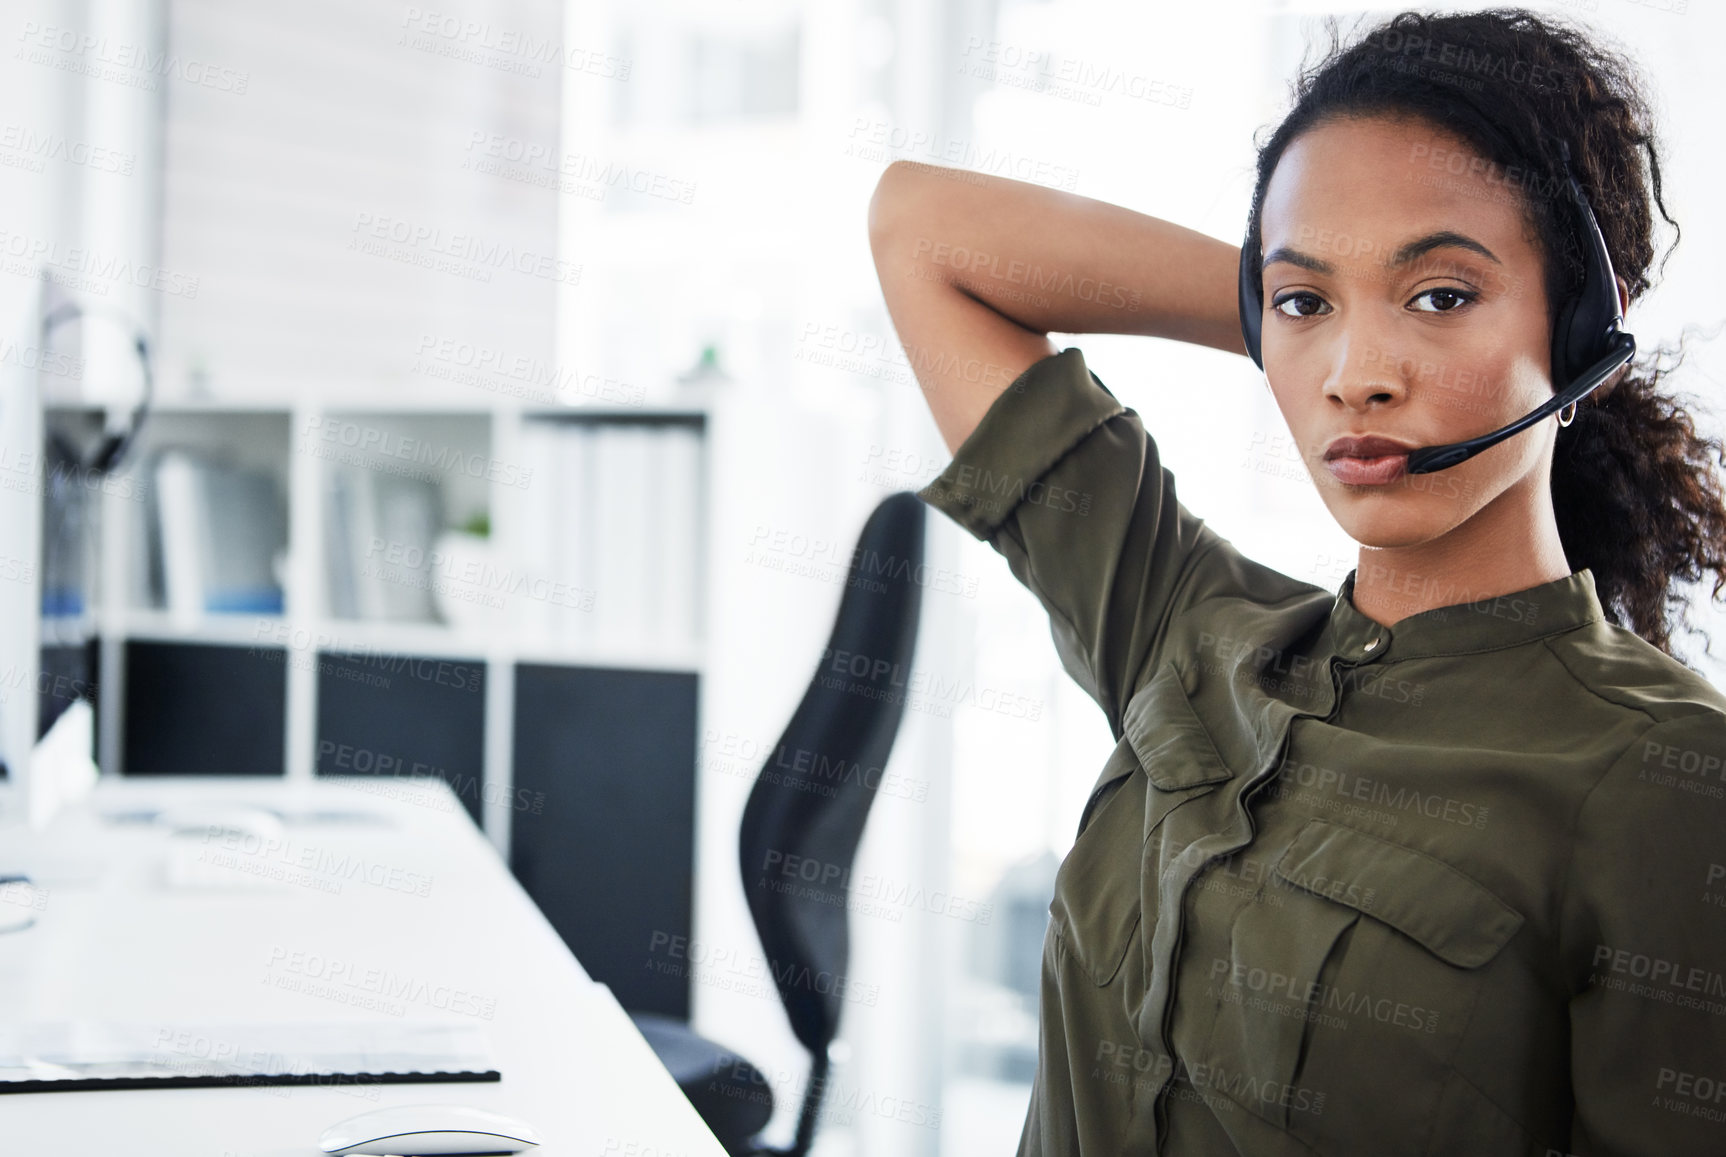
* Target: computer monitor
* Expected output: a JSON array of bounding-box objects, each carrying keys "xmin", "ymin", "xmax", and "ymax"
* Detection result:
[{"xmin": 0, "ymin": 282, "xmax": 44, "ymax": 821}]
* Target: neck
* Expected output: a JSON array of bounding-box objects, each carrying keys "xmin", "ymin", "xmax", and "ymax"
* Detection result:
[{"xmin": 1348, "ymin": 472, "xmax": 1574, "ymax": 629}]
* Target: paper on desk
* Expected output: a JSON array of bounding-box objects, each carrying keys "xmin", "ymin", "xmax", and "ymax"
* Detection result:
[
  {"xmin": 0, "ymin": 1021, "xmax": 496, "ymax": 1087},
  {"xmin": 26, "ymin": 700, "xmax": 98, "ymax": 830}
]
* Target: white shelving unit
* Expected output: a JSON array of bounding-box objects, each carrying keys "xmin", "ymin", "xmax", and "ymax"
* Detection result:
[{"xmin": 66, "ymin": 385, "xmax": 718, "ymax": 859}]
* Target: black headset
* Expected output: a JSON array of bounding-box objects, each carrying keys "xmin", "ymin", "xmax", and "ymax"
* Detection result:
[
  {"xmin": 1237, "ymin": 138, "xmax": 1636, "ymax": 474},
  {"xmin": 39, "ymin": 297, "xmax": 153, "ymax": 476}
]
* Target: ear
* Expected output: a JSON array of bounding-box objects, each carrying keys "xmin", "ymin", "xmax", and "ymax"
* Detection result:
[{"xmin": 1615, "ymin": 274, "xmax": 1630, "ymax": 318}]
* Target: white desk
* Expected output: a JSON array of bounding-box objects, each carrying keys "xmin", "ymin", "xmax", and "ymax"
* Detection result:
[{"xmin": 0, "ymin": 776, "xmax": 728, "ymax": 1157}]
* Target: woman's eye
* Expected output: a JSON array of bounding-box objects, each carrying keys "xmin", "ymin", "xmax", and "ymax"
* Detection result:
[
  {"xmin": 1410, "ymin": 287, "xmax": 1477, "ymax": 313},
  {"xmin": 1271, "ymin": 292, "xmax": 1328, "ymax": 318}
]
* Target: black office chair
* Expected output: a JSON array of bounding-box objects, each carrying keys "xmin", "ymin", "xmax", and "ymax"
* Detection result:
[{"xmin": 633, "ymin": 491, "xmax": 928, "ymax": 1157}]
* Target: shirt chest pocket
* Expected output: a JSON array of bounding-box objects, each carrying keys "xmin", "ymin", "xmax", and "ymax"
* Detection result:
[
  {"xmin": 1195, "ymin": 818, "xmax": 1525, "ymax": 1149},
  {"xmin": 1125, "ymin": 659, "xmax": 1236, "ymax": 837}
]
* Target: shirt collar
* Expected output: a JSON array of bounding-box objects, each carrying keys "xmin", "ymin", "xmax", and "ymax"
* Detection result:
[{"xmin": 1327, "ymin": 565, "xmax": 1605, "ymax": 662}]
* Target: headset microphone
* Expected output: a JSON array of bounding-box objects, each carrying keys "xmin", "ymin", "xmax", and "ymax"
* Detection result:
[{"xmin": 1237, "ymin": 138, "xmax": 1636, "ymax": 475}]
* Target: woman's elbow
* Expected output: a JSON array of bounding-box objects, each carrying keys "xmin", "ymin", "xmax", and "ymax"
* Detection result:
[{"xmin": 867, "ymin": 160, "xmax": 921, "ymax": 258}]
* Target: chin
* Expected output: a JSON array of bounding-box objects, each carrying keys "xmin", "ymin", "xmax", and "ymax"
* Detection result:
[{"xmin": 1324, "ymin": 500, "xmax": 1450, "ymax": 552}]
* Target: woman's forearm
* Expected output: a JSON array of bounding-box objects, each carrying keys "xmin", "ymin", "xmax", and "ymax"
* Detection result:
[{"xmin": 868, "ymin": 160, "xmax": 1247, "ymax": 353}]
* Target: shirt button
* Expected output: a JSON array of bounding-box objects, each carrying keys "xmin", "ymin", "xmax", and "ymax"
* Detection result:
[{"xmin": 1363, "ymin": 635, "xmax": 1381, "ymax": 652}]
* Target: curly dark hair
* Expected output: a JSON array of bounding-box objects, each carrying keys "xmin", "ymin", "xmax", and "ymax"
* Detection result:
[{"xmin": 1241, "ymin": 6, "xmax": 1726, "ymax": 664}]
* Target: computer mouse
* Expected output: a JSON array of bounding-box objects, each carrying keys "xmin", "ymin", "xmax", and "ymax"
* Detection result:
[{"xmin": 319, "ymin": 1103, "xmax": 542, "ymax": 1155}]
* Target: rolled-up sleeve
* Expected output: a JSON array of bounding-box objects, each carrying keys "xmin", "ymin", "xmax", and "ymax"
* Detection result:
[
  {"xmin": 916, "ymin": 346, "xmax": 1226, "ymax": 737},
  {"xmin": 1561, "ymin": 708, "xmax": 1726, "ymax": 1155}
]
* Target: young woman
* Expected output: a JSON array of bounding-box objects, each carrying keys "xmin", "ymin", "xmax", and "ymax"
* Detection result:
[{"xmin": 869, "ymin": 8, "xmax": 1726, "ymax": 1156}]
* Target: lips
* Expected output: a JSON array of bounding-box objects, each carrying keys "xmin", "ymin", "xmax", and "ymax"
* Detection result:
[
  {"xmin": 1322, "ymin": 433, "xmax": 1418, "ymax": 486},
  {"xmin": 1324, "ymin": 434, "xmax": 1418, "ymax": 461}
]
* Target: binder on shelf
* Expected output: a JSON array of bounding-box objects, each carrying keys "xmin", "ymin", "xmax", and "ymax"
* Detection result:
[
  {"xmin": 592, "ymin": 425, "xmax": 648, "ymax": 653},
  {"xmin": 324, "ymin": 466, "xmax": 361, "ymax": 620},
  {"xmin": 516, "ymin": 417, "xmax": 703, "ymax": 658},
  {"xmin": 516, "ymin": 420, "xmax": 558, "ymax": 640},
  {"xmin": 657, "ymin": 425, "xmax": 702, "ymax": 649},
  {"xmin": 324, "ymin": 464, "xmax": 443, "ymax": 624},
  {"xmin": 147, "ymin": 450, "xmax": 287, "ymax": 619},
  {"xmin": 635, "ymin": 425, "xmax": 664, "ymax": 650},
  {"xmin": 555, "ymin": 422, "xmax": 595, "ymax": 648},
  {"xmin": 153, "ymin": 452, "xmax": 204, "ymax": 621}
]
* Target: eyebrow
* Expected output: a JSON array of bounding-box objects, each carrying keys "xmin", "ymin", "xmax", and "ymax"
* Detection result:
[{"xmin": 1262, "ymin": 230, "xmax": 1502, "ymax": 275}]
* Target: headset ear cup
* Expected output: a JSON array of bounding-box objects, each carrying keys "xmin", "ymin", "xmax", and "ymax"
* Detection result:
[{"xmin": 1550, "ymin": 297, "xmax": 1578, "ymax": 390}]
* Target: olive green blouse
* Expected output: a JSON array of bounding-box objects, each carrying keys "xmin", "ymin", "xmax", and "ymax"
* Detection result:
[{"xmin": 917, "ymin": 347, "xmax": 1726, "ymax": 1156}]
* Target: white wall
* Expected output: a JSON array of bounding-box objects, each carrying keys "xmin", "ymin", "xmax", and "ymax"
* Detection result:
[{"xmin": 155, "ymin": 0, "xmax": 561, "ymax": 403}]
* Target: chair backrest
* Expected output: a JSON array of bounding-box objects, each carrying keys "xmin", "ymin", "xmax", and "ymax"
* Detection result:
[{"xmin": 738, "ymin": 491, "xmax": 926, "ymax": 1056}]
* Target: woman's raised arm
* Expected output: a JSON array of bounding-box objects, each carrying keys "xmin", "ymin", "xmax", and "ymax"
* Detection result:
[{"xmin": 866, "ymin": 159, "xmax": 1248, "ymax": 453}]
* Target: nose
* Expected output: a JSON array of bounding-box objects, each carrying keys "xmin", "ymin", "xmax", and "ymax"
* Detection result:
[{"xmin": 1324, "ymin": 330, "xmax": 1409, "ymax": 413}]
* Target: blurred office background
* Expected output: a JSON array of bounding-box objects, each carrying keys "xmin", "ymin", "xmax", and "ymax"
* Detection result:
[{"xmin": 1, "ymin": 0, "xmax": 1722, "ymax": 1153}]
